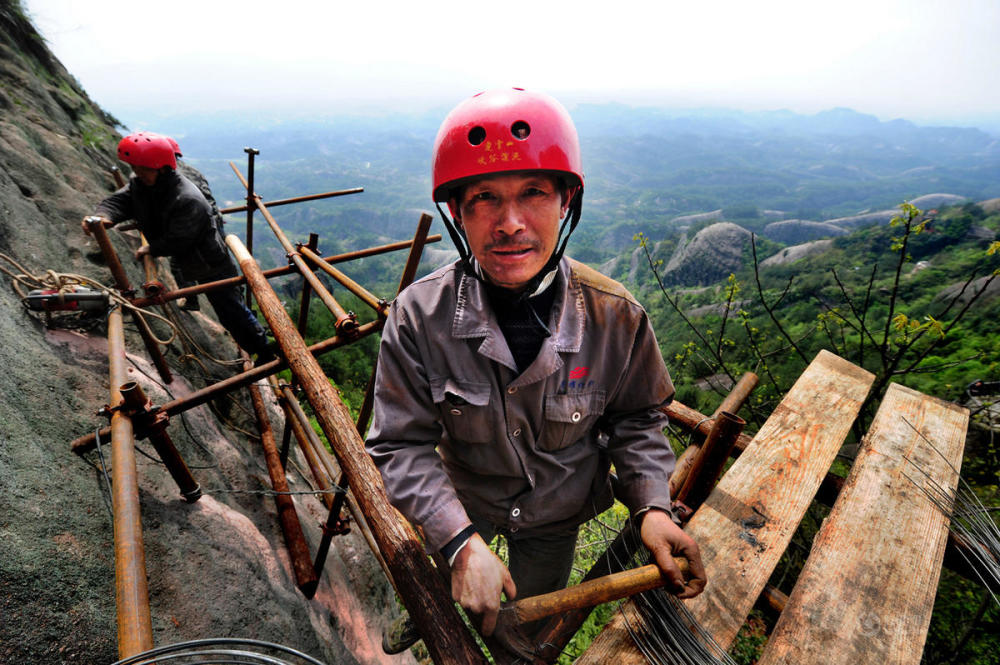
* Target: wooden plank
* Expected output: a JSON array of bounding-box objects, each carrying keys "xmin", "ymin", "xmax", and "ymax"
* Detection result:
[
  {"xmin": 576, "ymin": 350, "xmax": 873, "ymax": 664},
  {"xmin": 757, "ymin": 383, "xmax": 968, "ymax": 665}
]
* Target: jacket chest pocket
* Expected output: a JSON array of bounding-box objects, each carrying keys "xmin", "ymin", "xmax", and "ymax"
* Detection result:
[
  {"xmin": 539, "ymin": 391, "xmax": 606, "ymax": 452},
  {"xmin": 430, "ymin": 378, "xmax": 494, "ymax": 445}
]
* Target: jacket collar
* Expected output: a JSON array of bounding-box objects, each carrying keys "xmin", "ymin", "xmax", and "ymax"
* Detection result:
[{"xmin": 451, "ymin": 259, "xmax": 585, "ymax": 377}]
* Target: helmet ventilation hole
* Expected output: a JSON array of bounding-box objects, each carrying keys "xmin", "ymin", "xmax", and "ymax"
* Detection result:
[
  {"xmin": 511, "ymin": 121, "xmax": 531, "ymax": 139},
  {"xmin": 468, "ymin": 126, "xmax": 487, "ymax": 146}
]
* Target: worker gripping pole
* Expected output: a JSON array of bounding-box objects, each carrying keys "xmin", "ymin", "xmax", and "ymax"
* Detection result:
[
  {"xmin": 226, "ymin": 234, "xmax": 486, "ymax": 665},
  {"xmin": 85, "ymin": 218, "xmax": 172, "ymax": 383},
  {"xmin": 107, "ymin": 306, "xmax": 154, "ymax": 658}
]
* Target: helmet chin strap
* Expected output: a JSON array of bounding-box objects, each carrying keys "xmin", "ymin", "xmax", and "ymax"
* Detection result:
[{"xmin": 433, "ymin": 188, "xmax": 584, "ymax": 298}]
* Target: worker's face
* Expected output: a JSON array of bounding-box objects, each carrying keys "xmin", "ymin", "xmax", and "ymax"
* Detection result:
[
  {"xmin": 132, "ymin": 165, "xmax": 159, "ymax": 187},
  {"xmin": 454, "ymin": 173, "xmax": 568, "ymax": 292}
]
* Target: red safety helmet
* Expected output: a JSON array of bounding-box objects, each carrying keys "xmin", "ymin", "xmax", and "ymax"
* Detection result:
[
  {"xmin": 432, "ymin": 88, "xmax": 583, "ymax": 202},
  {"xmin": 117, "ymin": 132, "xmax": 177, "ymax": 170}
]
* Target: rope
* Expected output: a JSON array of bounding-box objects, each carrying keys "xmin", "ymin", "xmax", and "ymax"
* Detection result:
[{"xmin": 1, "ymin": 252, "xmax": 178, "ymax": 345}]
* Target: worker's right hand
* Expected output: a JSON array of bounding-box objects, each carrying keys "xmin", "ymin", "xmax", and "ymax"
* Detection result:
[
  {"xmin": 81, "ymin": 216, "xmax": 112, "ymax": 235},
  {"xmin": 449, "ymin": 532, "xmax": 516, "ymax": 636}
]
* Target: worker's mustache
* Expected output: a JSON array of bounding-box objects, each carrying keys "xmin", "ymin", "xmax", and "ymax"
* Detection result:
[{"xmin": 485, "ymin": 238, "xmax": 541, "ymax": 252}]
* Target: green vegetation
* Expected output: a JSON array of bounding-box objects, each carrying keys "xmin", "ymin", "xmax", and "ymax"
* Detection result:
[{"xmin": 625, "ymin": 201, "xmax": 999, "ymax": 663}]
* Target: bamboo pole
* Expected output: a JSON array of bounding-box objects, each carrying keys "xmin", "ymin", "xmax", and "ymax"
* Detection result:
[
  {"xmin": 243, "ymin": 357, "xmax": 319, "ymax": 598},
  {"xmin": 107, "ymin": 307, "xmax": 154, "ymax": 658},
  {"xmin": 227, "ymin": 234, "xmax": 486, "ymax": 665}
]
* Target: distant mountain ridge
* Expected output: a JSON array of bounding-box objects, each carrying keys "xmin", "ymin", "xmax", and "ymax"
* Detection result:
[{"xmin": 144, "ymin": 103, "xmax": 1000, "ymax": 271}]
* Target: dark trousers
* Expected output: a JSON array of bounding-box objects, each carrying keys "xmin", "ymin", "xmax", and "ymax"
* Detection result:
[
  {"xmin": 180, "ymin": 256, "xmax": 269, "ymax": 354},
  {"xmin": 467, "ymin": 514, "xmax": 579, "ymax": 600}
]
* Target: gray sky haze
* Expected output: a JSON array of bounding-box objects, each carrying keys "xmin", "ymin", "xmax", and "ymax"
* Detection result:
[{"xmin": 22, "ymin": 0, "xmax": 1000, "ymax": 129}]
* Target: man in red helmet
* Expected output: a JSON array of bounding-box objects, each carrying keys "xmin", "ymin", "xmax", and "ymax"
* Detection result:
[
  {"xmin": 83, "ymin": 132, "xmax": 271, "ymax": 359},
  {"xmin": 367, "ymin": 89, "xmax": 705, "ymax": 649}
]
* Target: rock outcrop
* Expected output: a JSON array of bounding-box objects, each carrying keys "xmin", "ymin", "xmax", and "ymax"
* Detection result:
[
  {"xmin": 762, "ymin": 220, "xmax": 847, "ymax": 244},
  {"xmin": 0, "ymin": 6, "xmax": 400, "ymax": 664},
  {"xmin": 663, "ymin": 222, "xmax": 752, "ymax": 286}
]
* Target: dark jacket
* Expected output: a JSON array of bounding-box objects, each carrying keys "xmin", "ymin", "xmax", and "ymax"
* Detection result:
[{"xmin": 95, "ymin": 170, "xmax": 229, "ymax": 271}]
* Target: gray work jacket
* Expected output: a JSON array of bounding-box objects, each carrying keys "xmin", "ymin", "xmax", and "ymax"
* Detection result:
[{"xmin": 366, "ymin": 258, "xmax": 676, "ymax": 551}]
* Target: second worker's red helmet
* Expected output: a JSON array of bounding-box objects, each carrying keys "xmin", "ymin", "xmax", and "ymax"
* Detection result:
[{"xmin": 117, "ymin": 132, "xmax": 177, "ymax": 170}]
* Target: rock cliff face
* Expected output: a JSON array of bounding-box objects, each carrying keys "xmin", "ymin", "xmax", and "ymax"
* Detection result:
[
  {"xmin": 663, "ymin": 222, "xmax": 752, "ymax": 286},
  {"xmin": 0, "ymin": 5, "xmax": 400, "ymax": 664}
]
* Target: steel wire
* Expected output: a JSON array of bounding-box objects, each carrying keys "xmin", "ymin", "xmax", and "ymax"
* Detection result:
[{"xmin": 110, "ymin": 637, "xmax": 327, "ymax": 665}]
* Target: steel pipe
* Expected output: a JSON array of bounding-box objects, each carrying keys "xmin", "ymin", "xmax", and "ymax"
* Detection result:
[
  {"xmin": 244, "ymin": 357, "xmax": 319, "ymax": 598},
  {"xmin": 674, "ymin": 410, "xmax": 746, "ymax": 511},
  {"xmin": 219, "ymin": 187, "xmax": 364, "ymax": 214},
  {"xmin": 107, "ymin": 307, "xmax": 154, "ymax": 658},
  {"xmin": 71, "ymin": 321, "xmax": 383, "ymax": 454},
  {"xmin": 119, "ymin": 382, "xmax": 201, "ymax": 502},
  {"xmin": 229, "ymin": 163, "xmax": 359, "ymax": 336},
  {"xmin": 227, "ymin": 233, "xmax": 485, "ymax": 665},
  {"xmin": 299, "ymin": 245, "xmax": 388, "ymax": 317},
  {"xmin": 86, "ymin": 218, "xmax": 172, "ymax": 383},
  {"xmin": 128, "ymin": 235, "xmax": 442, "ymax": 309}
]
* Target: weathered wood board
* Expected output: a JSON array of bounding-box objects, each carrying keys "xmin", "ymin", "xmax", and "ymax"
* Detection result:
[
  {"xmin": 756, "ymin": 383, "xmax": 968, "ymax": 665},
  {"xmin": 576, "ymin": 350, "xmax": 874, "ymax": 664}
]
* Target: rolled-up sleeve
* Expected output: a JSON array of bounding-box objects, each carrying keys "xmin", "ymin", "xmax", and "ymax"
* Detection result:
[{"xmin": 366, "ymin": 303, "xmax": 471, "ymax": 551}]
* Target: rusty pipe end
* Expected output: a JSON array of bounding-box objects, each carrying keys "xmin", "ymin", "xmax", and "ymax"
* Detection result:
[
  {"xmin": 715, "ymin": 410, "xmax": 747, "ymax": 427},
  {"xmin": 142, "ymin": 281, "xmax": 164, "ymax": 298},
  {"xmin": 119, "ymin": 382, "xmax": 150, "ymax": 410}
]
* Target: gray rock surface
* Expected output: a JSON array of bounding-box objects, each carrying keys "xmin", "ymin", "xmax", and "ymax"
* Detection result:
[
  {"xmin": 762, "ymin": 220, "xmax": 847, "ymax": 244},
  {"xmin": 663, "ymin": 222, "xmax": 752, "ymax": 286},
  {"xmin": 0, "ymin": 8, "xmax": 402, "ymax": 665}
]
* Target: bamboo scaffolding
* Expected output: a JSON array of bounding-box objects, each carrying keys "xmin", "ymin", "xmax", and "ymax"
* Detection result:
[
  {"xmin": 227, "ymin": 233, "xmax": 486, "ymax": 665},
  {"xmin": 107, "ymin": 306, "xmax": 154, "ymax": 658}
]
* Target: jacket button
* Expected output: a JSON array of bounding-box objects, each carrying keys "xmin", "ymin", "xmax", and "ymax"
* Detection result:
[
  {"xmin": 511, "ymin": 507, "xmax": 521, "ymax": 518},
  {"xmin": 512, "ymin": 428, "xmax": 521, "ymax": 437},
  {"xmin": 507, "ymin": 386, "xmax": 517, "ymax": 394},
  {"xmin": 571, "ymin": 411, "xmax": 582, "ymax": 423},
  {"xmin": 450, "ymin": 408, "xmax": 462, "ymax": 416}
]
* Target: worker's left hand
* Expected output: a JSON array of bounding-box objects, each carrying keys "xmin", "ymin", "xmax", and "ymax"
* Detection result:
[
  {"xmin": 640, "ymin": 508, "xmax": 707, "ymax": 599},
  {"xmin": 134, "ymin": 245, "xmax": 151, "ymax": 260}
]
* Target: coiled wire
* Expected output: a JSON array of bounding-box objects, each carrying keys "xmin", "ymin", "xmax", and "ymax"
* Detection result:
[{"xmin": 110, "ymin": 638, "xmax": 327, "ymax": 665}]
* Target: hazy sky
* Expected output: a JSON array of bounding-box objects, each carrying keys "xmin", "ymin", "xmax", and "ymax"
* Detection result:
[{"xmin": 22, "ymin": 0, "xmax": 1000, "ymax": 127}]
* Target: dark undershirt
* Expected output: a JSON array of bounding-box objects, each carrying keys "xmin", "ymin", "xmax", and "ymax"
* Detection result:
[{"xmin": 484, "ymin": 279, "xmax": 557, "ymax": 373}]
